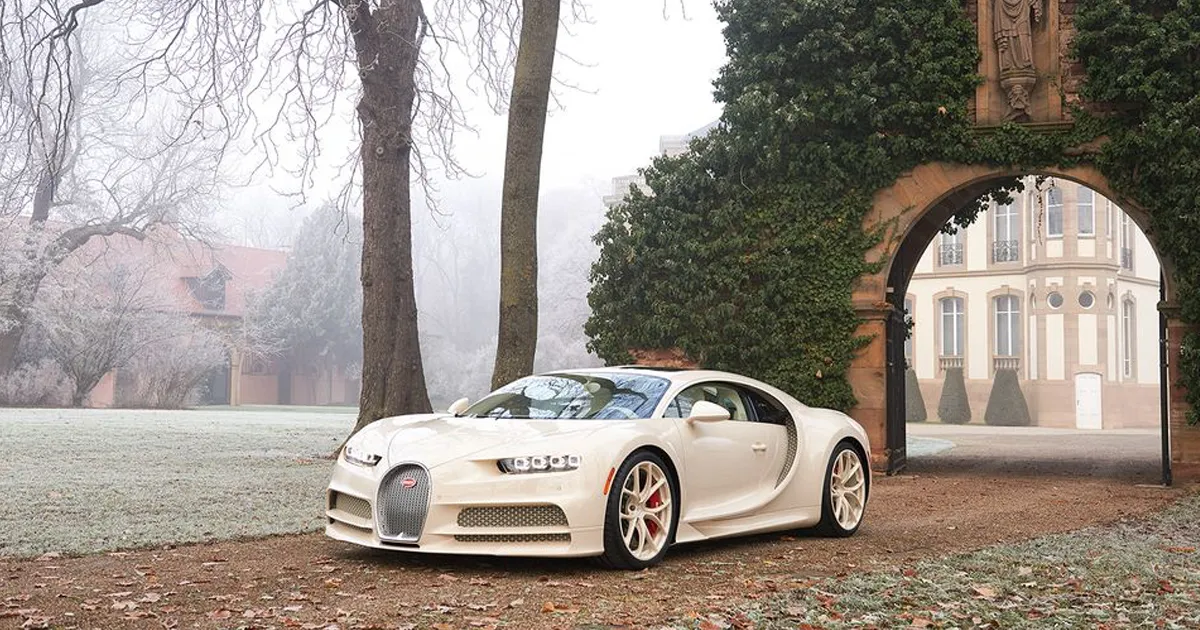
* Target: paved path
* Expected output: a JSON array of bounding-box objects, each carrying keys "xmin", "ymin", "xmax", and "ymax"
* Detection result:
[{"xmin": 905, "ymin": 423, "xmax": 1165, "ymax": 483}]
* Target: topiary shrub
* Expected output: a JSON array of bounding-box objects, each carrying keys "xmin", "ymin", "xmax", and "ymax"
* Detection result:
[
  {"xmin": 984, "ymin": 368, "xmax": 1032, "ymax": 427},
  {"xmin": 937, "ymin": 367, "xmax": 971, "ymax": 424},
  {"xmin": 905, "ymin": 368, "xmax": 927, "ymax": 423}
]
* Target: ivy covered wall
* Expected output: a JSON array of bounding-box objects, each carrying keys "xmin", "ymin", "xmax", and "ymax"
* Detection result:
[{"xmin": 586, "ymin": 0, "xmax": 1200, "ymax": 423}]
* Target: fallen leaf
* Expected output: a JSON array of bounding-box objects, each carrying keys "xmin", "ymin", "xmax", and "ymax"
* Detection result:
[
  {"xmin": 110, "ymin": 600, "xmax": 138, "ymax": 611},
  {"xmin": 971, "ymin": 586, "xmax": 997, "ymax": 599},
  {"xmin": 139, "ymin": 592, "xmax": 163, "ymax": 603},
  {"xmin": 206, "ymin": 609, "xmax": 234, "ymax": 620}
]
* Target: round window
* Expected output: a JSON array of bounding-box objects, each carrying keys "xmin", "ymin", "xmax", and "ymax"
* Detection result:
[
  {"xmin": 1047, "ymin": 291, "xmax": 1064, "ymax": 309},
  {"xmin": 1107, "ymin": 293, "xmax": 1115, "ymax": 309},
  {"xmin": 1079, "ymin": 291, "xmax": 1095, "ymax": 308}
]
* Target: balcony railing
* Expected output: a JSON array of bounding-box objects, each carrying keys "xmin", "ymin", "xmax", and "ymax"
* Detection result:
[
  {"xmin": 939, "ymin": 355, "xmax": 964, "ymax": 371},
  {"xmin": 991, "ymin": 240, "xmax": 1019, "ymax": 263},
  {"xmin": 993, "ymin": 356, "xmax": 1020, "ymax": 373},
  {"xmin": 1120, "ymin": 247, "xmax": 1133, "ymax": 270},
  {"xmin": 938, "ymin": 243, "xmax": 963, "ymax": 266}
]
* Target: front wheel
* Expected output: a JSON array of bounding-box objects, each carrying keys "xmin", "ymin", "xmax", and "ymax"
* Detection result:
[
  {"xmin": 597, "ymin": 451, "xmax": 678, "ymax": 569},
  {"xmin": 816, "ymin": 441, "xmax": 868, "ymax": 537}
]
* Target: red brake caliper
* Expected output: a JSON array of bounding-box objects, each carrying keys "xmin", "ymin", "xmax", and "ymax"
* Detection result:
[{"xmin": 645, "ymin": 491, "xmax": 661, "ymax": 537}]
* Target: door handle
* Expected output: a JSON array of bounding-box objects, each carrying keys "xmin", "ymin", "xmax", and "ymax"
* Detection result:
[{"xmin": 751, "ymin": 442, "xmax": 767, "ymax": 453}]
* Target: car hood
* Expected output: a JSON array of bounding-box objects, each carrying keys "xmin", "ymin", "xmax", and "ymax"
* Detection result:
[{"xmin": 375, "ymin": 414, "xmax": 607, "ymax": 469}]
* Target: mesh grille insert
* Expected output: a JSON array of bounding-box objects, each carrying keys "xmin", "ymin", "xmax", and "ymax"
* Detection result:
[
  {"xmin": 454, "ymin": 533, "xmax": 571, "ymax": 543},
  {"xmin": 377, "ymin": 464, "xmax": 430, "ymax": 542},
  {"xmin": 331, "ymin": 492, "xmax": 372, "ymax": 521},
  {"xmin": 457, "ymin": 505, "xmax": 568, "ymax": 529},
  {"xmin": 777, "ymin": 420, "xmax": 799, "ymax": 486}
]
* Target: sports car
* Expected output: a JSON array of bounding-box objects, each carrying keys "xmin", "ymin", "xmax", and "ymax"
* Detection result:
[{"xmin": 325, "ymin": 367, "xmax": 870, "ymax": 569}]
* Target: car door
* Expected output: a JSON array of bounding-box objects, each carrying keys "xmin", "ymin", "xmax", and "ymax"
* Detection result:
[{"xmin": 666, "ymin": 381, "xmax": 787, "ymax": 519}]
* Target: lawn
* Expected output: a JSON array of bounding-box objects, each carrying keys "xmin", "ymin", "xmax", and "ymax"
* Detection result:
[{"xmin": 0, "ymin": 407, "xmax": 355, "ymax": 558}]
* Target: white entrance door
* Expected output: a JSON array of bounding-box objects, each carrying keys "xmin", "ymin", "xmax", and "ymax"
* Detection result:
[{"xmin": 1075, "ymin": 372, "xmax": 1103, "ymax": 430}]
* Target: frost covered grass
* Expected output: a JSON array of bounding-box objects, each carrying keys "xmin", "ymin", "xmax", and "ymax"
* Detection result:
[
  {"xmin": 697, "ymin": 495, "xmax": 1200, "ymax": 629},
  {"xmin": 0, "ymin": 406, "xmax": 355, "ymax": 558}
]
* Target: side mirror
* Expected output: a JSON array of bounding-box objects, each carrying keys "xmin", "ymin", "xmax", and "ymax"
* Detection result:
[
  {"xmin": 447, "ymin": 397, "xmax": 470, "ymax": 415},
  {"xmin": 687, "ymin": 400, "xmax": 731, "ymax": 423}
]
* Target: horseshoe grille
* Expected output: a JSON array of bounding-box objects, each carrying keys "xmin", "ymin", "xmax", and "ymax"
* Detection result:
[{"xmin": 376, "ymin": 464, "xmax": 430, "ymax": 542}]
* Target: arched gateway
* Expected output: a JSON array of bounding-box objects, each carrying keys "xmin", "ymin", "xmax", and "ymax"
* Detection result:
[
  {"xmin": 591, "ymin": 0, "xmax": 1200, "ymax": 482},
  {"xmin": 847, "ymin": 1, "xmax": 1199, "ymax": 479}
]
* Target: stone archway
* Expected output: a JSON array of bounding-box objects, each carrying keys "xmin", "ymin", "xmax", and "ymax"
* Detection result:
[{"xmin": 847, "ymin": 162, "xmax": 1196, "ymax": 479}]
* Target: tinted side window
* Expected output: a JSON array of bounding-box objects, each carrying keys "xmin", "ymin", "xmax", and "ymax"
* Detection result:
[
  {"xmin": 663, "ymin": 383, "xmax": 749, "ymax": 421},
  {"xmin": 745, "ymin": 390, "xmax": 790, "ymax": 426}
]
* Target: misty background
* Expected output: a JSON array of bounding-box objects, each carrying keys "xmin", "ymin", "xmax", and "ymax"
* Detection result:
[{"xmin": 210, "ymin": 2, "xmax": 727, "ymax": 405}]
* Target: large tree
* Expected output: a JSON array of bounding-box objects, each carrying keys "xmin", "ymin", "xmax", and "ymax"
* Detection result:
[
  {"xmin": 0, "ymin": 24, "xmax": 222, "ymax": 372},
  {"xmin": 491, "ymin": 0, "xmax": 561, "ymax": 389},
  {"xmin": 246, "ymin": 204, "xmax": 364, "ymax": 386}
]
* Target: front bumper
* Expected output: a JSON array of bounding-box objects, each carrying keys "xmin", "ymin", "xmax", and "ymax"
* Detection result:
[{"xmin": 325, "ymin": 456, "xmax": 607, "ymax": 557}]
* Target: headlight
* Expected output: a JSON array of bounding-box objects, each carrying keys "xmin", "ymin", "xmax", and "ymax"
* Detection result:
[
  {"xmin": 498, "ymin": 454, "xmax": 581, "ymax": 474},
  {"xmin": 343, "ymin": 431, "xmax": 385, "ymax": 467}
]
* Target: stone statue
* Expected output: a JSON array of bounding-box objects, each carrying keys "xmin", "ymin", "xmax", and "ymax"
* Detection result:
[{"xmin": 994, "ymin": 0, "xmax": 1042, "ymax": 121}]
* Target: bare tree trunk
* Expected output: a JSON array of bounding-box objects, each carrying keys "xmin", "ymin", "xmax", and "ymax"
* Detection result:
[
  {"xmin": 491, "ymin": 0, "xmax": 560, "ymax": 389},
  {"xmin": 1, "ymin": 171, "xmax": 59, "ymax": 373},
  {"xmin": 347, "ymin": 1, "xmax": 432, "ymax": 434},
  {"xmin": 0, "ymin": 320, "xmax": 22, "ymax": 373}
]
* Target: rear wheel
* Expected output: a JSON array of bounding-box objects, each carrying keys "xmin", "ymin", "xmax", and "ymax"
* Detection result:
[
  {"xmin": 816, "ymin": 441, "xmax": 868, "ymax": 536},
  {"xmin": 597, "ymin": 451, "xmax": 677, "ymax": 569}
]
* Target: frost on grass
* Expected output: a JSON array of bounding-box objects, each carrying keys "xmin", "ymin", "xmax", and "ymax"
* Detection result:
[
  {"xmin": 700, "ymin": 496, "xmax": 1200, "ymax": 629},
  {"xmin": 0, "ymin": 407, "xmax": 354, "ymax": 557}
]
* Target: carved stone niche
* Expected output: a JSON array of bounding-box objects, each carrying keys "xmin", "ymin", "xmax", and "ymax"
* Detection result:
[{"xmin": 973, "ymin": 0, "xmax": 1066, "ymax": 126}]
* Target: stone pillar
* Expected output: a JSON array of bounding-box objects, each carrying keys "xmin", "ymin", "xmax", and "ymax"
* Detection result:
[
  {"xmin": 1165, "ymin": 314, "xmax": 1200, "ymax": 481},
  {"xmin": 847, "ymin": 306, "xmax": 891, "ymax": 472},
  {"xmin": 229, "ymin": 349, "xmax": 243, "ymax": 407}
]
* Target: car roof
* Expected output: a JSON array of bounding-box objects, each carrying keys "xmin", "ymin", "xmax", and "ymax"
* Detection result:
[{"xmin": 547, "ymin": 365, "xmax": 756, "ymax": 385}]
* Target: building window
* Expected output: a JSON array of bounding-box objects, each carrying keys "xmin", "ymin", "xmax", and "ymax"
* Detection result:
[
  {"xmin": 1079, "ymin": 291, "xmax": 1095, "ymax": 309},
  {"xmin": 939, "ymin": 229, "xmax": 964, "ymax": 266},
  {"xmin": 1078, "ymin": 188, "xmax": 1095, "ymax": 236},
  {"xmin": 1046, "ymin": 187, "xmax": 1063, "ymax": 237},
  {"xmin": 940, "ymin": 297, "xmax": 965, "ymax": 357},
  {"xmin": 1047, "ymin": 291, "xmax": 1064, "ymax": 309},
  {"xmin": 185, "ymin": 267, "xmax": 230, "ymax": 311},
  {"xmin": 1122, "ymin": 298, "xmax": 1136, "ymax": 378},
  {"xmin": 992, "ymin": 203, "xmax": 1019, "ymax": 262},
  {"xmin": 1119, "ymin": 212, "xmax": 1134, "ymax": 271},
  {"xmin": 903, "ymin": 297, "xmax": 914, "ymax": 366},
  {"xmin": 994, "ymin": 295, "xmax": 1020, "ymax": 357},
  {"xmin": 1106, "ymin": 200, "xmax": 1113, "ymax": 238}
]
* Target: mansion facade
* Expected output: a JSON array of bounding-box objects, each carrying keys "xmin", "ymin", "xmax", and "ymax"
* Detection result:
[{"xmin": 906, "ymin": 178, "xmax": 1161, "ymax": 429}]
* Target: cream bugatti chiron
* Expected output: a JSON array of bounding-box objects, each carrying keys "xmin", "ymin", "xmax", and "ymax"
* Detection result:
[{"xmin": 325, "ymin": 367, "xmax": 870, "ymax": 569}]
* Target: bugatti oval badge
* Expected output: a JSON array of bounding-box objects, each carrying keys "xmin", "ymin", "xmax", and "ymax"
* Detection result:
[{"xmin": 401, "ymin": 477, "xmax": 418, "ymax": 489}]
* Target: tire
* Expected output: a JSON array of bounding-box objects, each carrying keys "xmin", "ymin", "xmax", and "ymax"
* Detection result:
[
  {"xmin": 815, "ymin": 441, "xmax": 869, "ymax": 537},
  {"xmin": 596, "ymin": 450, "xmax": 679, "ymax": 570}
]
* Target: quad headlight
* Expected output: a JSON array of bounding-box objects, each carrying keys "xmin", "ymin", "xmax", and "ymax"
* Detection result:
[
  {"xmin": 498, "ymin": 454, "xmax": 581, "ymax": 474},
  {"xmin": 342, "ymin": 431, "xmax": 385, "ymax": 467}
]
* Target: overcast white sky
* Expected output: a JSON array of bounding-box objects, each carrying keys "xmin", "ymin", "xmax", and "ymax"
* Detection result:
[
  {"xmin": 464, "ymin": 1, "xmax": 727, "ymax": 188},
  {"xmin": 224, "ymin": 1, "xmax": 727, "ymax": 243}
]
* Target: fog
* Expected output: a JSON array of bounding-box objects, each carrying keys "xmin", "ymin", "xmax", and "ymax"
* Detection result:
[{"xmin": 1, "ymin": 0, "xmax": 725, "ymax": 408}]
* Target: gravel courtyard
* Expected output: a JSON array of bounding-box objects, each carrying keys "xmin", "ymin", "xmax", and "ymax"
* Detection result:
[{"xmin": 0, "ymin": 407, "xmax": 354, "ymax": 558}]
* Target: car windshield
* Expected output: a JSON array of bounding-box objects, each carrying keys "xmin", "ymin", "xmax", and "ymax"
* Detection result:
[{"xmin": 462, "ymin": 373, "xmax": 670, "ymax": 420}]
